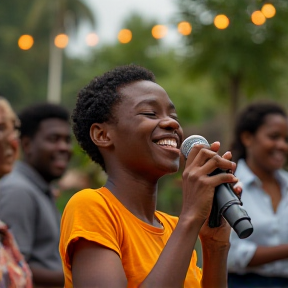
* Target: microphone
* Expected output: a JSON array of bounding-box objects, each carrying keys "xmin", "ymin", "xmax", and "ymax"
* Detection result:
[{"xmin": 181, "ymin": 135, "xmax": 253, "ymax": 239}]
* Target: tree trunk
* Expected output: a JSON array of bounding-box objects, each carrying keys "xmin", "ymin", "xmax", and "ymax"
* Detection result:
[{"xmin": 47, "ymin": 34, "xmax": 63, "ymax": 103}]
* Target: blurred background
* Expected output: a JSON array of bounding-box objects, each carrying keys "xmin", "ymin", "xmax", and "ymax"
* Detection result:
[{"xmin": 1, "ymin": 0, "xmax": 288, "ymax": 216}]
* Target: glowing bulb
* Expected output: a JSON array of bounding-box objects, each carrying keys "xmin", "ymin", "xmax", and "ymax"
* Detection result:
[
  {"xmin": 177, "ymin": 21, "xmax": 192, "ymax": 35},
  {"xmin": 18, "ymin": 35, "xmax": 34, "ymax": 50},
  {"xmin": 118, "ymin": 29, "xmax": 132, "ymax": 44},
  {"xmin": 54, "ymin": 34, "xmax": 69, "ymax": 48},
  {"xmin": 251, "ymin": 11, "xmax": 266, "ymax": 25},
  {"xmin": 261, "ymin": 4, "xmax": 276, "ymax": 18},
  {"xmin": 86, "ymin": 33, "xmax": 99, "ymax": 46},
  {"xmin": 151, "ymin": 25, "xmax": 168, "ymax": 39},
  {"xmin": 214, "ymin": 14, "xmax": 229, "ymax": 29}
]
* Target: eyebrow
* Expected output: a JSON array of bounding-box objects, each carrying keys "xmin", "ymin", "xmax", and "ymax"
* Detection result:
[{"xmin": 135, "ymin": 98, "xmax": 176, "ymax": 111}]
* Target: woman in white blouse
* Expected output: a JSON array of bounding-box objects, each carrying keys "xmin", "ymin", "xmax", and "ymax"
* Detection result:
[{"xmin": 227, "ymin": 101, "xmax": 288, "ymax": 288}]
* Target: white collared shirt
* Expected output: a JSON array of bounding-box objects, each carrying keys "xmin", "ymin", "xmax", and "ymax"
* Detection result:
[{"xmin": 227, "ymin": 159, "xmax": 288, "ymax": 277}]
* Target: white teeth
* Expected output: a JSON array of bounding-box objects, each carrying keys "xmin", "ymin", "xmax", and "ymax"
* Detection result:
[{"xmin": 156, "ymin": 138, "xmax": 177, "ymax": 148}]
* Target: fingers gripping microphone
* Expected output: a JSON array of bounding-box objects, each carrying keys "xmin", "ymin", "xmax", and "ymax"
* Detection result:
[{"xmin": 181, "ymin": 135, "xmax": 253, "ymax": 239}]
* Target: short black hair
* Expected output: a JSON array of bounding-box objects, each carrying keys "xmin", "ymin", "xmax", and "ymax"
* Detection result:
[
  {"xmin": 230, "ymin": 101, "xmax": 287, "ymax": 162},
  {"xmin": 18, "ymin": 102, "xmax": 70, "ymax": 139},
  {"xmin": 72, "ymin": 64, "xmax": 156, "ymax": 171}
]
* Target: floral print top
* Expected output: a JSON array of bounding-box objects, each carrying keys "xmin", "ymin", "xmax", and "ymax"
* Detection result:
[{"xmin": 0, "ymin": 220, "xmax": 32, "ymax": 288}]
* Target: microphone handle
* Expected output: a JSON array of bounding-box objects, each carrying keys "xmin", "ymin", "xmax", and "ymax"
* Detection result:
[{"xmin": 208, "ymin": 169, "xmax": 253, "ymax": 239}]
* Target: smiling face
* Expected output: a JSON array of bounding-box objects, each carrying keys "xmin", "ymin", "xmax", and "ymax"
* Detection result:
[
  {"xmin": 105, "ymin": 80, "xmax": 184, "ymax": 179},
  {"xmin": 244, "ymin": 113, "xmax": 288, "ymax": 174},
  {"xmin": 0, "ymin": 103, "xmax": 19, "ymax": 177},
  {"xmin": 23, "ymin": 118, "xmax": 72, "ymax": 182}
]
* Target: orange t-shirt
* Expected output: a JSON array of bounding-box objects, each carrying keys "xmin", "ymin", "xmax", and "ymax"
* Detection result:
[{"xmin": 59, "ymin": 187, "xmax": 202, "ymax": 288}]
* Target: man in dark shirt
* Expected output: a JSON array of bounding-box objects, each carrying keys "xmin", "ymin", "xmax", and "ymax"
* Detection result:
[{"xmin": 0, "ymin": 103, "xmax": 72, "ymax": 287}]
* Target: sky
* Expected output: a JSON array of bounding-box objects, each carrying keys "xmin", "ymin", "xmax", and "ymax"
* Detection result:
[{"xmin": 67, "ymin": 0, "xmax": 180, "ymax": 57}]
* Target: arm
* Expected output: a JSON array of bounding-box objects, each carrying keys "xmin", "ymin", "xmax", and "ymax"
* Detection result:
[
  {"xmin": 30, "ymin": 267, "xmax": 64, "ymax": 287},
  {"xmin": 248, "ymin": 244, "xmax": 288, "ymax": 267},
  {"xmin": 200, "ymin": 219, "xmax": 231, "ymax": 288},
  {"xmin": 71, "ymin": 142, "xmax": 238, "ymax": 288}
]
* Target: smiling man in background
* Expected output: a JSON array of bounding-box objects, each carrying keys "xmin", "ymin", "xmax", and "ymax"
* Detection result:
[{"xmin": 0, "ymin": 102, "xmax": 72, "ymax": 287}]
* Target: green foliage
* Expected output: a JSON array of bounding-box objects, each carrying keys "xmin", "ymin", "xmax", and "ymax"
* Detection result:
[
  {"xmin": 176, "ymin": 0, "xmax": 288, "ymax": 125},
  {"xmin": 2, "ymin": 1, "xmax": 288, "ymax": 215},
  {"xmin": 0, "ymin": 0, "xmax": 95, "ymax": 110}
]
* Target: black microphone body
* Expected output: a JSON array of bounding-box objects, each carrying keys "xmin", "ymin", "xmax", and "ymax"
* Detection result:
[{"xmin": 181, "ymin": 135, "xmax": 253, "ymax": 239}]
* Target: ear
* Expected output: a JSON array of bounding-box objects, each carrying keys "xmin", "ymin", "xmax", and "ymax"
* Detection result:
[
  {"xmin": 240, "ymin": 131, "xmax": 253, "ymax": 147},
  {"xmin": 21, "ymin": 136, "xmax": 32, "ymax": 155},
  {"xmin": 90, "ymin": 123, "xmax": 112, "ymax": 148}
]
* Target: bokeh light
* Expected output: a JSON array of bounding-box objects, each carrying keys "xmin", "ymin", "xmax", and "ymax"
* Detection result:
[
  {"xmin": 86, "ymin": 33, "xmax": 99, "ymax": 46},
  {"xmin": 261, "ymin": 4, "xmax": 276, "ymax": 18},
  {"xmin": 54, "ymin": 34, "xmax": 69, "ymax": 48},
  {"xmin": 118, "ymin": 29, "xmax": 132, "ymax": 44},
  {"xmin": 214, "ymin": 14, "xmax": 229, "ymax": 29},
  {"xmin": 251, "ymin": 11, "xmax": 266, "ymax": 25},
  {"xmin": 177, "ymin": 21, "xmax": 192, "ymax": 35},
  {"xmin": 18, "ymin": 35, "xmax": 34, "ymax": 50},
  {"xmin": 151, "ymin": 25, "xmax": 168, "ymax": 39}
]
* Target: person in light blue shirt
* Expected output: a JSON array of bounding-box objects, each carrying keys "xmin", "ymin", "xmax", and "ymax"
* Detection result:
[{"xmin": 227, "ymin": 101, "xmax": 288, "ymax": 288}]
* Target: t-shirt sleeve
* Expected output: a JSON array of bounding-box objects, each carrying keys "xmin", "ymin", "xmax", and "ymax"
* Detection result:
[{"xmin": 59, "ymin": 189, "xmax": 122, "ymax": 269}]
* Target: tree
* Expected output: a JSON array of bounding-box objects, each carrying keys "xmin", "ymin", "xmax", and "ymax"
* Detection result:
[
  {"xmin": 176, "ymin": 0, "xmax": 288, "ymax": 130},
  {"xmin": 0, "ymin": 0, "xmax": 96, "ymax": 108},
  {"xmin": 25, "ymin": 0, "xmax": 96, "ymax": 103}
]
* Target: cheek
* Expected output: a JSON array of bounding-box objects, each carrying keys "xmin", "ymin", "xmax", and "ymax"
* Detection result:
[
  {"xmin": 254, "ymin": 135, "xmax": 273, "ymax": 150},
  {"xmin": 10, "ymin": 138, "xmax": 19, "ymax": 151}
]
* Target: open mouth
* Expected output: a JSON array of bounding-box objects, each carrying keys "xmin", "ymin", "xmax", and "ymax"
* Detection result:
[{"xmin": 156, "ymin": 138, "xmax": 178, "ymax": 148}]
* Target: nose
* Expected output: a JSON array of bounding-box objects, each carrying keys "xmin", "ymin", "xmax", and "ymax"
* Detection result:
[
  {"xmin": 159, "ymin": 116, "xmax": 181, "ymax": 132},
  {"xmin": 57, "ymin": 138, "xmax": 72, "ymax": 153},
  {"xmin": 278, "ymin": 137, "xmax": 288, "ymax": 152},
  {"xmin": 2, "ymin": 128, "xmax": 19, "ymax": 150}
]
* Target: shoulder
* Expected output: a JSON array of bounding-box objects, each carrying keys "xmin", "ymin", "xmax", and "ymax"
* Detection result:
[
  {"xmin": 0, "ymin": 174, "xmax": 36, "ymax": 206},
  {"xmin": 278, "ymin": 168, "xmax": 288, "ymax": 178},
  {"xmin": 66, "ymin": 188, "xmax": 108, "ymax": 209},
  {"xmin": 277, "ymin": 169, "xmax": 288, "ymax": 186},
  {"xmin": 0, "ymin": 169, "xmax": 34, "ymax": 193},
  {"xmin": 63, "ymin": 187, "xmax": 114, "ymax": 220}
]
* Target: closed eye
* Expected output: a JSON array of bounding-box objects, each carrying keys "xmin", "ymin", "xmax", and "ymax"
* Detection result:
[{"xmin": 140, "ymin": 112, "xmax": 157, "ymax": 117}]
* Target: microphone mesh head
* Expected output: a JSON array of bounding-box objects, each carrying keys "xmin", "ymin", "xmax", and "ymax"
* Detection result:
[{"xmin": 180, "ymin": 135, "xmax": 209, "ymax": 158}]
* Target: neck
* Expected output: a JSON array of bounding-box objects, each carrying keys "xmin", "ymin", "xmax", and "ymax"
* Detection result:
[
  {"xmin": 105, "ymin": 175, "xmax": 159, "ymax": 225},
  {"xmin": 246, "ymin": 160, "xmax": 276, "ymax": 183}
]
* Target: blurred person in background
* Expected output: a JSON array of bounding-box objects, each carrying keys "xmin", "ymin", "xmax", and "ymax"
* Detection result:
[
  {"xmin": 0, "ymin": 102, "xmax": 72, "ymax": 287},
  {"xmin": 0, "ymin": 96, "xmax": 32, "ymax": 287},
  {"xmin": 227, "ymin": 101, "xmax": 288, "ymax": 288}
]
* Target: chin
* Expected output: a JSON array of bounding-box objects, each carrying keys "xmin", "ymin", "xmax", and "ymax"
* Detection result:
[
  {"xmin": 49, "ymin": 169, "xmax": 67, "ymax": 181},
  {"xmin": 0, "ymin": 165, "xmax": 13, "ymax": 178}
]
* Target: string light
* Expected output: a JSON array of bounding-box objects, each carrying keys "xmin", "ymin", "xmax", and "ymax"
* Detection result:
[
  {"xmin": 18, "ymin": 35, "xmax": 34, "ymax": 50},
  {"xmin": 261, "ymin": 3, "xmax": 276, "ymax": 18},
  {"xmin": 177, "ymin": 21, "xmax": 192, "ymax": 35},
  {"xmin": 118, "ymin": 29, "xmax": 132, "ymax": 44},
  {"xmin": 86, "ymin": 33, "xmax": 99, "ymax": 46},
  {"xmin": 18, "ymin": 8, "xmax": 279, "ymax": 49},
  {"xmin": 151, "ymin": 25, "xmax": 168, "ymax": 39},
  {"xmin": 54, "ymin": 34, "xmax": 69, "ymax": 48},
  {"xmin": 214, "ymin": 14, "xmax": 229, "ymax": 29},
  {"xmin": 251, "ymin": 11, "xmax": 266, "ymax": 25}
]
